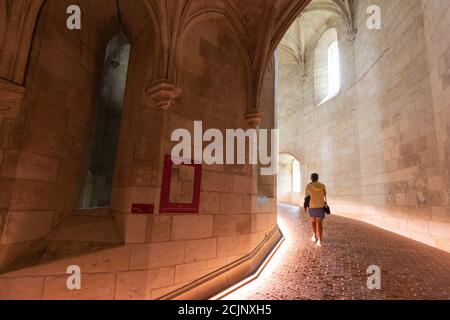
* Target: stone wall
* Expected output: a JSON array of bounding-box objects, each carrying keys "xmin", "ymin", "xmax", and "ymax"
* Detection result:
[
  {"xmin": 139, "ymin": 17, "xmax": 278, "ymax": 298},
  {"xmin": 0, "ymin": 0, "xmax": 107, "ymax": 269},
  {"xmin": 422, "ymin": 0, "xmax": 450, "ymax": 253},
  {"xmin": 0, "ymin": 1, "xmax": 279, "ymax": 299},
  {"xmin": 278, "ymin": 0, "xmax": 450, "ymax": 252}
]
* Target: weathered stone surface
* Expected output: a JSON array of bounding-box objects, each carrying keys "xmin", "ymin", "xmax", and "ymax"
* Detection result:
[
  {"xmin": 0, "ymin": 276, "xmax": 45, "ymax": 300},
  {"xmin": 1, "ymin": 211, "xmax": 53, "ymax": 244},
  {"xmin": 185, "ymin": 238, "xmax": 218, "ymax": 263},
  {"xmin": 171, "ymin": 215, "xmax": 213, "ymax": 240},
  {"xmin": 130, "ymin": 241, "xmax": 185, "ymax": 270},
  {"xmin": 146, "ymin": 216, "xmax": 172, "ymax": 243},
  {"xmin": 115, "ymin": 267, "xmax": 175, "ymax": 300},
  {"xmin": 42, "ymin": 273, "xmax": 116, "ymax": 300},
  {"xmin": 15, "ymin": 152, "xmax": 59, "ymax": 182}
]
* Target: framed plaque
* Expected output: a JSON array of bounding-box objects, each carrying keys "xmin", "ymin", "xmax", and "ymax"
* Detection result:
[{"xmin": 159, "ymin": 155, "xmax": 202, "ymax": 213}]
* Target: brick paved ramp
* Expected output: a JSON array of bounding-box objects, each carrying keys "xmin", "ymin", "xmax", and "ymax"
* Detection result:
[{"xmin": 223, "ymin": 204, "xmax": 450, "ymax": 300}]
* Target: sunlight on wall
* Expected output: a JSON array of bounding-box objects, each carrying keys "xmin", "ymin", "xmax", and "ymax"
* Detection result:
[{"xmin": 292, "ymin": 159, "xmax": 301, "ymax": 193}]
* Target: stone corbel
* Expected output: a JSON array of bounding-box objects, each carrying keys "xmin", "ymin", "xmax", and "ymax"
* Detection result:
[
  {"xmin": 246, "ymin": 110, "xmax": 262, "ymax": 129},
  {"xmin": 146, "ymin": 80, "xmax": 182, "ymax": 111}
]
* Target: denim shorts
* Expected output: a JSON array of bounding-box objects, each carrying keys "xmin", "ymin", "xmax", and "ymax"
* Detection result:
[{"xmin": 309, "ymin": 208, "xmax": 325, "ymax": 219}]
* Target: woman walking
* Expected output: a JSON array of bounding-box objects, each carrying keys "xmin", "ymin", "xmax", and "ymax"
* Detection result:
[{"xmin": 304, "ymin": 173, "xmax": 327, "ymax": 247}]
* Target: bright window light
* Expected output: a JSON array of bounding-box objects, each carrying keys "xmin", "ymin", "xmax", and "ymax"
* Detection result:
[
  {"xmin": 292, "ymin": 160, "xmax": 301, "ymax": 193},
  {"xmin": 327, "ymin": 40, "xmax": 340, "ymax": 98}
]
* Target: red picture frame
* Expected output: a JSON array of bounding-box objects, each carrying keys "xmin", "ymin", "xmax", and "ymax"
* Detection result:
[{"xmin": 159, "ymin": 155, "xmax": 202, "ymax": 214}]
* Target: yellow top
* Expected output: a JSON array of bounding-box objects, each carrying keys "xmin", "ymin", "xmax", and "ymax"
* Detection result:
[{"xmin": 305, "ymin": 181, "xmax": 327, "ymax": 209}]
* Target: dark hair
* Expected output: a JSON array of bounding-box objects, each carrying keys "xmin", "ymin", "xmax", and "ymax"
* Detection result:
[{"xmin": 311, "ymin": 173, "xmax": 319, "ymax": 182}]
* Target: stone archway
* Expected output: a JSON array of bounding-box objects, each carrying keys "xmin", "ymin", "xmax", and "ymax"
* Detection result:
[
  {"xmin": 278, "ymin": 153, "xmax": 303, "ymax": 206},
  {"xmin": 0, "ymin": 0, "xmax": 322, "ymax": 298},
  {"xmin": 0, "ymin": 0, "xmax": 157, "ymax": 272}
]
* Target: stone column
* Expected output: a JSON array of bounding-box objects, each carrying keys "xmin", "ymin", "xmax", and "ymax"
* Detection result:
[{"xmin": 0, "ymin": 79, "xmax": 25, "ymax": 270}]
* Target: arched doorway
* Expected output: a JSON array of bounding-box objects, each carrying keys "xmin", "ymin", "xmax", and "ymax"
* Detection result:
[{"xmin": 278, "ymin": 153, "xmax": 302, "ymax": 205}]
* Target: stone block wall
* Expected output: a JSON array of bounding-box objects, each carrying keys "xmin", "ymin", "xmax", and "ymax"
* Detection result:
[
  {"xmin": 131, "ymin": 18, "xmax": 278, "ymax": 297},
  {"xmin": 0, "ymin": 0, "xmax": 106, "ymax": 269},
  {"xmin": 422, "ymin": 0, "xmax": 450, "ymax": 252},
  {"xmin": 0, "ymin": 2, "xmax": 279, "ymax": 299},
  {"xmin": 278, "ymin": 0, "xmax": 450, "ymax": 252}
]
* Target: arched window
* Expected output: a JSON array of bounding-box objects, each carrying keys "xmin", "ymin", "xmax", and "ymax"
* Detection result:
[
  {"xmin": 292, "ymin": 159, "xmax": 301, "ymax": 193},
  {"xmin": 314, "ymin": 28, "xmax": 340, "ymax": 104},
  {"xmin": 79, "ymin": 29, "xmax": 131, "ymax": 209},
  {"xmin": 327, "ymin": 40, "xmax": 340, "ymax": 98}
]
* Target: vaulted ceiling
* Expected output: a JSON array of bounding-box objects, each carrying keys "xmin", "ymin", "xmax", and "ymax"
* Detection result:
[
  {"xmin": 278, "ymin": 0, "xmax": 358, "ymax": 76},
  {"xmin": 0, "ymin": 0, "xmax": 325, "ymax": 113}
]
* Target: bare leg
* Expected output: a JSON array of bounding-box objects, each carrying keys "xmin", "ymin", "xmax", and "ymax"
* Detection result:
[
  {"xmin": 316, "ymin": 218, "xmax": 324, "ymax": 241},
  {"xmin": 311, "ymin": 217, "xmax": 317, "ymax": 239}
]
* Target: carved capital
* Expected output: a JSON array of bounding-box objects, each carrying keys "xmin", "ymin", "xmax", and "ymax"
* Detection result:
[
  {"xmin": 246, "ymin": 111, "xmax": 262, "ymax": 129},
  {"xmin": 146, "ymin": 80, "xmax": 182, "ymax": 111}
]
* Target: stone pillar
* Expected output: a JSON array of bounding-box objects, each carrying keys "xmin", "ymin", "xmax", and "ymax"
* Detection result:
[
  {"xmin": 112, "ymin": 77, "xmax": 182, "ymax": 244},
  {"xmin": 0, "ymin": 79, "xmax": 25, "ymax": 270}
]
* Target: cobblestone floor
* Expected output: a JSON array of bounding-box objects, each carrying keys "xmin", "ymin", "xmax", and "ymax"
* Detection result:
[{"xmin": 223, "ymin": 203, "xmax": 450, "ymax": 300}]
